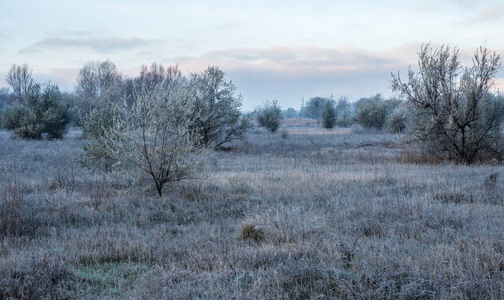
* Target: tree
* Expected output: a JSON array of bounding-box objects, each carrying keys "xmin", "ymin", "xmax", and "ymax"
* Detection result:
[
  {"xmin": 391, "ymin": 44, "xmax": 504, "ymax": 164},
  {"xmin": 76, "ymin": 60, "xmax": 123, "ymax": 107},
  {"xmin": 94, "ymin": 83, "xmax": 205, "ymax": 197},
  {"xmin": 6, "ymin": 64, "xmax": 34, "ymax": 102},
  {"xmin": 387, "ymin": 104, "xmax": 409, "ymax": 133},
  {"xmin": 136, "ymin": 63, "xmax": 184, "ymax": 93},
  {"xmin": 355, "ymin": 94, "xmax": 397, "ymax": 130},
  {"xmin": 256, "ymin": 100, "xmax": 283, "ymax": 132},
  {"xmin": 123, "ymin": 63, "xmax": 186, "ymax": 109},
  {"xmin": 322, "ymin": 99, "xmax": 336, "ymax": 129},
  {"xmin": 283, "ymin": 107, "xmax": 298, "ymax": 118},
  {"xmin": 305, "ymin": 97, "xmax": 328, "ymax": 126},
  {"xmin": 1, "ymin": 82, "xmax": 70, "ymax": 139},
  {"xmin": 75, "ymin": 60, "xmax": 124, "ymax": 129},
  {"xmin": 80, "ymin": 105, "xmax": 118, "ymax": 171},
  {"xmin": 334, "ymin": 96, "xmax": 354, "ymax": 127},
  {"xmin": 188, "ymin": 66, "xmax": 251, "ymax": 148},
  {"xmin": 77, "ymin": 60, "xmax": 124, "ymax": 170},
  {"xmin": 0, "ymin": 88, "xmax": 10, "ymax": 124}
]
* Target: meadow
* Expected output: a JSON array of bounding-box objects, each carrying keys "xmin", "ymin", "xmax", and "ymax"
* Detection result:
[{"xmin": 1, "ymin": 119, "xmax": 504, "ymax": 299}]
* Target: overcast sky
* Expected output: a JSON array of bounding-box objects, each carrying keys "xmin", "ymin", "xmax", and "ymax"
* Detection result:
[{"xmin": 1, "ymin": 0, "xmax": 503, "ymax": 111}]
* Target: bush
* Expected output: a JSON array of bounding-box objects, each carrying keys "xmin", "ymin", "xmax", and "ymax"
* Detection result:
[
  {"xmin": 322, "ymin": 100, "xmax": 336, "ymax": 129},
  {"xmin": 1, "ymin": 82, "xmax": 70, "ymax": 139},
  {"xmin": 387, "ymin": 105, "xmax": 408, "ymax": 133},
  {"xmin": 355, "ymin": 94, "xmax": 398, "ymax": 130},
  {"xmin": 256, "ymin": 100, "xmax": 283, "ymax": 133},
  {"xmin": 392, "ymin": 44, "xmax": 504, "ymax": 164},
  {"xmin": 335, "ymin": 96, "xmax": 354, "ymax": 128},
  {"xmin": 89, "ymin": 83, "xmax": 206, "ymax": 196},
  {"xmin": 0, "ymin": 255, "xmax": 75, "ymax": 299},
  {"xmin": 79, "ymin": 105, "xmax": 118, "ymax": 171}
]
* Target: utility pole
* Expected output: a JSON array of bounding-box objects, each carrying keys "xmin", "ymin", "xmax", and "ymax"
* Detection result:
[{"xmin": 301, "ymin": 97, "xmax": 304, "ymax": 118}]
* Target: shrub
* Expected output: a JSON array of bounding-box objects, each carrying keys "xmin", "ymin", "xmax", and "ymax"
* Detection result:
[
  {"xmin": 322, "ymin": 99, "xmax": 336, "ymax": 129},
  {"xmin": 256, "ymin": 100, "xmax": 283, "ymax": 133},
  {"xmin": 240, "ymin": 222, "xmax": 265, "ymax": 243},
  {"xmin": 354, "ymin": 94, "xmax": 397, "ymax": 130},
  {"xmin": 391, "ymin": 44, "xmax": 504, "ymax": 164},
  {"xmin": 1, "ymin": 82, "xmax": 70, "ymax": 139},
  {"xmin": 0, "ymin": 255, "xmax": 75, "ymax": 299},
  {"xmin": 79, "ymin": 105, "xmax": 118, "ymax": 171},
  {"xmin": 387, "ymin": 105, "xmax": 408, "ymax": 133}
]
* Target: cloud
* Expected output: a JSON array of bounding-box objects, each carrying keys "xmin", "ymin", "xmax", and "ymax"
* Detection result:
[
  {"xmin": 171, "ymin": 45, "xmax": 421, "ymax": 110},
  {"xmin": 20, "ymin": 37, "xmax": 154, "ymax": 54},
  {"xmin": 37, "ymin": 68, "xmax": 80, "ymax": 90},
  {"xmin": 415, "ymin": 0, "xmax": 476, "ymax": 11},
  {"xmin": 459, "ymin": 4, "xmax": 504, "ymax": 25},
  {"xmin": 177, "ymin": 46, "xmax": 406, "ymax": 77},
  {"xmin": 476, "ymin": 4, "xmax": 504, "ymax": 22},
  {"xmin": 172, "ymin": 43, "xmax": 502, "ymax": 110}
]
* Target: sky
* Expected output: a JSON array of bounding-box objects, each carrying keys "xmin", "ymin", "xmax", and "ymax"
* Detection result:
[{"xmin": 1, "ymin": 0, "xmax": 503, "ymax": 111}]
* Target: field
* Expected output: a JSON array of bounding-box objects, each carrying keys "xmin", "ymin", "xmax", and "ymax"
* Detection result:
[{"xmin": 1, "ymin": 120, "xmax": 504, "ymax": 299}]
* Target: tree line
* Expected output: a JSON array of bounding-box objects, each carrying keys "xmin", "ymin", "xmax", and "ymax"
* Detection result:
[
  {"xmin": 275, "ymin": 94, "xmax": 406, "ymax": 132},
  {"xmin": 255, "ymin": 44, "xmax": 504, "ymax": 165},
  {"xmin": 0, "ymin": 43, "xmax": 503, "ymax": 196},
  {"xmin": 0, "ymin": 62, "xmax": 251, "ymax": 195}
]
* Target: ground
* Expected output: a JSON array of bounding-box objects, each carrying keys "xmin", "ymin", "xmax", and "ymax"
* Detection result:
[{"xmin": 1, "ymin": 120, "xmax": 504, "ymax": 299}]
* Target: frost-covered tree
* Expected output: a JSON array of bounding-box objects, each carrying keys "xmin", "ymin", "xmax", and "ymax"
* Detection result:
[
  {"xmin": 1, "ymin": 82, "xmax": 70, "ymax": 139},
  {"xmin": 283, "ymin": 107, "xmax": 298, "ymax": 118},
  {"xmin": 76, "ymin": 60, "xmax": 123, "ymax": 107},
  {"xmin": 391, "ymin": 44, "xmax": 504, "ymax": 164},
  {"xmin": 335, "ymin": 96, "xmax": 354, "ymax": 128},
  {"xmin": 187, "ymin": 66, "xmax": 251, "ymax": 148},
  {"xmin": 354, "ymin": 94, "xmax": 392, "ymax": 130},
  {"xmin": 77, "ymin": 60, "xmax": 125, "ymax": 170},
  {"xmin": 6, "ymin": 64, "xmax": 34, "ymax": 102},
  {"xmin": 305, "ymin": 97, "xmax": 328, "ymax": 126},
  {"xmin": 256, "ymin": 100, "xmax": 283, "ymax": 132},
  {"xmin": 91, "ymin": 83, "xmax": 206, "ymax": 196},
  {"xmin": 322, "ymin": 99, "xmax": 336, "ymax": 129}
]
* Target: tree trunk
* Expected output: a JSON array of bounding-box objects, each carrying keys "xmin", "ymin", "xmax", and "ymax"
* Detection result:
[{"xmin": 155, "ymin": 181, "xmax": 163, "ymax": 197}]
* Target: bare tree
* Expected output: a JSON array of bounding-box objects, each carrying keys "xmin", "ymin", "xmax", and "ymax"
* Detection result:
[
  {"xmin": 391, "ymin": 44, "xmax": 504, "ymax": 164},
  {"xmin": 136, "ymin": 63, "xmax": 184, "ymax": 92},
  {"xmin": 6, "ymin": 64, "xmax": 34, "ymax": 102},
  {"xmin": 76, "ymin": 60, "xmax": 123, "ymax": 107}
]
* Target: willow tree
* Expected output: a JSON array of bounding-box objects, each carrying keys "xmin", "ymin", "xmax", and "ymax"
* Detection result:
[
  {"xmin": 99, "ymin": 83, "xmax": 205, "ymax": 196},
  {"xmin": 391, "ymin": 44, "xmax": 504, "ymax": 164}
]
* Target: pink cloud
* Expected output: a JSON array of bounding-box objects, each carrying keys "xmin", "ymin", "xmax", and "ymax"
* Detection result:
[
  {"xmin": 479, "ymin": 4, "xmax": 504, "ymax": 22},
  {"xmin": 176, "ymin": 45, "xmax": 405, "ymax": 79}
]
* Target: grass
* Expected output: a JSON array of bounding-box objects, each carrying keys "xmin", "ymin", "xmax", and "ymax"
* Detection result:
[{"xmin": 1, "ymin": 124, "xmax": 504, "ymax": 299}]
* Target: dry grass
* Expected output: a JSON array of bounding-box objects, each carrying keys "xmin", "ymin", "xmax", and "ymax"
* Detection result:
[{"xmin": 1, "ymin": 122, "xmax": 504, "ymax": 299}]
